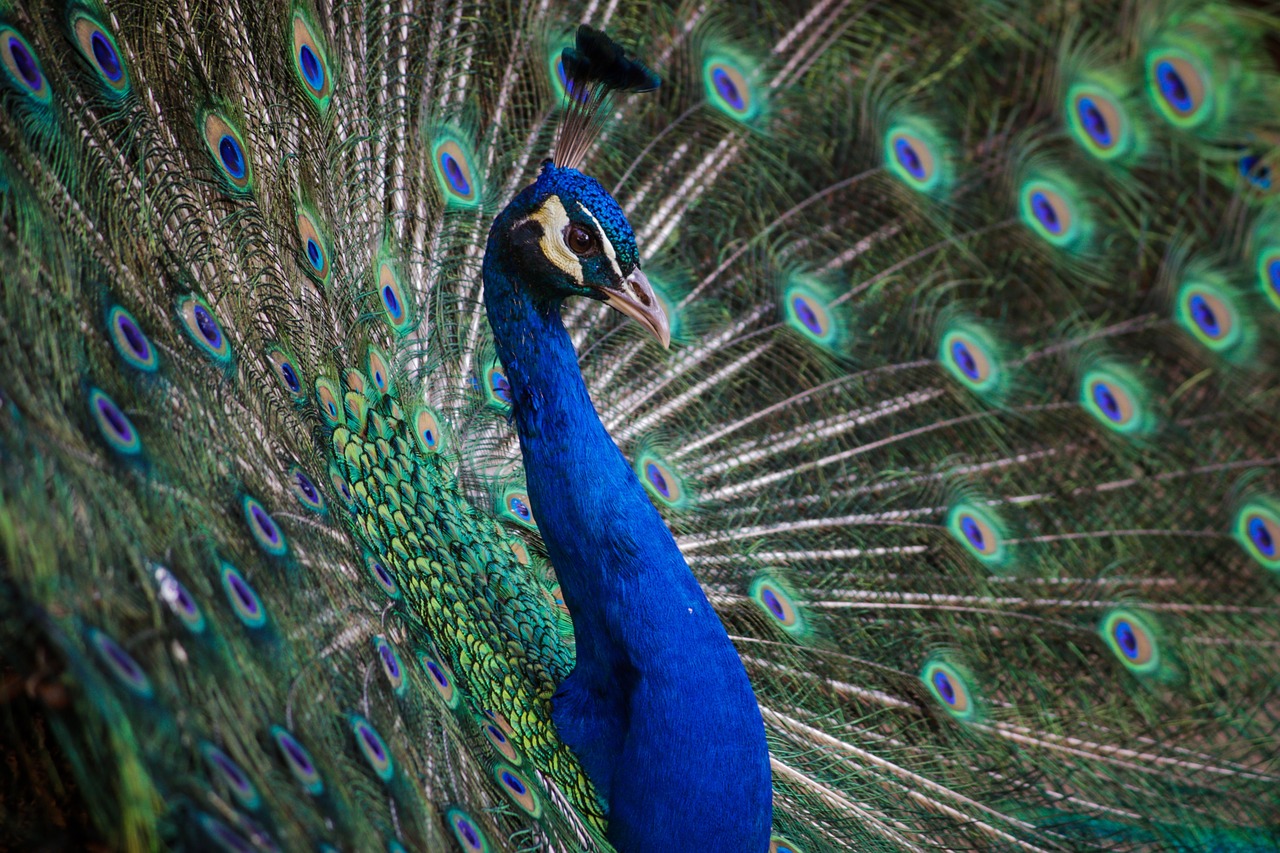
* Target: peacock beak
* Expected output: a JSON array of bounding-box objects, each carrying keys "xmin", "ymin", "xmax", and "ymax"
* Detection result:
[{"xmin": 596, "ymin": 268, "xmax": 671, "ymax": 349}]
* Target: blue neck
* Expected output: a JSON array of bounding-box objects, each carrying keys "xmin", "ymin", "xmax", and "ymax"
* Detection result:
[{"xmin": 483, "ymin": 221, "xmax": 771, "ymax": 853}]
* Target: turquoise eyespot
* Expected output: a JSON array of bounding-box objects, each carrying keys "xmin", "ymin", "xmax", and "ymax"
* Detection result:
[
  {"xmin": 107, "ymin": 306, "xmax": 158, "ymax": 372},
  {"xmin": 72, "ymin": 13, "xmax": 128, "ymax": 95},
  {"xmin": 946, "ymin": 501, "xmax": 1010, "ymax": 569},
  {"xmin": 154, "ymin": 565, "xmax": 206, "ymax": 633},
  {"xmin": 202, "ymin": 113, "xmax": 253, "ymax": 193},
  {"xmin": 1146, "ymin": 48, "xmax": 1210, "ymax": 128},
  {"xmin": 938, "ymin": 324, "xmax": 1003, "ymax": 398},
  {"xmin": 499, "ymin": 488, "xmax": 536, "ymax": 529},
  {"xmin": 1019, "ymin": 177, "xmax": 1086, "ymax": 249},
  {"xmin": 202, "ymin": 743, "xmax": 261, "ymax": 810},
  {"xmin": 884, "ymin": 119, "xmax": 953, "ymax": 195},
  {"xmin": 446, "ymin": 808, "xmax": 492, "ymax": 853},
  {"xmin": 634, "ymin": 452, "xmax": 689, "ymax": 509},
  {"xmin": 378, "ymin": 258, "xmax": 413, "ymax": 334},
  {"xmin": 292, "ymin": 13, "xmax": 331, "ymax": 111},
  {"xmin": 418, "ymin": 651, "xmax": 461, "ymax": 710},
  {"xmin": 1080, "ymin": 365, "xmax": 1154, "ymax": 436},
  {"xmin": 480, "ymin": 715, "xmax": 521, "ymax": 763},
  {"xmin": 315, "ymin": 377, "xmax": 341, "ymax": 426},
  {"xmin": 1100, "ymin": 609, "xmax": 1162, "ymax": 676},
  {"xmin": 1066, "ymin": 84, "xmax": 1134, "ymax": 161},
  {"xmin": 296, "ymin": 209, "xmax": 331, "ymax": 285},
  {"xmin": 89, "ymin": 388, "xmax": 141, "ymax": 456},
  {"xmin": 368, "ymin": 556, "xmax": 400, "ymax": 600},
  {"xmin": 431, "ymin": 135, "xmax": 479, "ymax": 207},
  {"xmin": 414, "ymin": 407, "xmax": 446, "ymax": 454},
  {"xmin": 266, "ymin": 348, "xmax": 304, "ymax": 398},
  {"xmin": 88, "ymin": 628, "xmax": 152, "ymax": 697},
  {"xmin": 1174, "ymin": 278, "xmax": 1252, "ymax": 361},
  {"xmin": 367, "ymin": 346, "xmax": 393, "ymax": 397},
  {"xmin": 749, "ymin": 574, "xmax": 809, "ymax": 639},
  {"xmin": 220, "ymin": 561, "xmax": 267, "ymax": 629},
  {"xmin": 1, "ymin": 27, "xmax": 51, "ymax": 102},
  {"xmin": 242, "ymin": 495, "xmax": 287, "ymax": 556},
  {"xmin": 485, "ymin": 363, "xmax": 512, "ymax": 410},
  {"xmin": 770, "ymin": 838, "xmax": 805, "ymax": 853},
  {"xmin": 373, "ymin": 635, "xmax": 405, "ymax": 693},
  {"xmin": 1234, "ymin": 499, "xmax": 1280, "ymax": 572},
  {"xmin": 289, "ymin": 467, "xmax": 325, "ymax": 513},
  {"xmin": 781, "ymin": 276, "xmax": 844, "ymax": 351},
  {"xmin": 921, "ymin": 658, "xmax": 978, "ymax": 722},
  {"xmin": 350, "ymin": 715, "xmax": 394, "ymax": 781},
  {"xmin": 703, "ymin": 54, "xmax": 759, "ymax": 122},
  {"xmin": 493, "ymin": 763, "xmax": 541, "ymax": 817},
  {"xmin": 178, "ymin": 295, "xmax": 232, "ymax": 364},
  {"xmin": 271, "ymin": 725, "xmax": 323, "ymax": 795}
]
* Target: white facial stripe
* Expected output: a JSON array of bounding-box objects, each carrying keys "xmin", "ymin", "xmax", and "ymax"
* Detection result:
[
  {"xmin": 526, "ymin": 195, "xmax": 583, "ymax": 284},
  {"xmin": 577, "ymin": 204, "xmax": 624, "ymax": 282}
]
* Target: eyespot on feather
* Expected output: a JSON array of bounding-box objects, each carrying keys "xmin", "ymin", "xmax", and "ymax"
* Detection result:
[
  {"xmin": 1019, "ymin": 177, "xmax": 1084, "ymax": 249},
  {"xmin": 1080, "ymin": 365, "xmax": 1154, "ymax": 436},
  {"xmin": 107, "ymin": 306, "xmax": 158, "ymax": 372},
  {"xmin": 1099, "ymin": 609, "xmax": 1162, "ymax": 676},
  {"xmin": 350, "ymin": 715, "xmax": 394, "ymax": 781},
  {"xmin": 414, "ymin": 407, "xmax": 446, "ymax": 454},
  {"xmin": 946, "ymin": 502, "xmax": 1010, "ymax": 569},
  {"xmin": 289, "ymin": 467, "xmax": 326, "ymax": 513},
  {"xmin": 71, "ymin": 12, "xmax": 128, "ymax": 94},
  {"xmin": 197, "ymin": 813, "xmax": 254, "ymax": 853},
  {"xmin": 88, "ymin": 627, "xmax": 152, "ymax": 697},
  {"xmin": 920, "ymin": 657, "xmax": 978, "ymax": 722},
  {"xmin": 202, "ymin": 113, "xmax": 253, "ymax": 193},
  {"xmin": 201, "ymin": 743, "xmax": 261, "ymax": 811},
  {"xmin": 178, "ymin": 295, "xmax": 232, "ymax": 364},
  {"xmin": 445, "ymin": 808, "xmax": 492, "ymax": 853},
  {"xmin": 266, "ymin": 347, "xmax": 304, "ymax": 398},
  {"xmin": 703, "ymin": 52, "xmax": 760, "ymax": 122},
  {"xmin": 1066, "ymin": 83, "xmax": 1135, "ymax": 160},
  {"xmin": 242, "ymin": 495, "xmax": 287, "ymax": 557},
  {"xmin": 220, "ymin": 561, "xmax": 267, "ymax": 629},
  {"xmin": 479, "ymin": 715, "xmax": 521, "ymax": 763},
  {"xmin": 1, "ymin": 27, "xmax": 51, "ymax": 102},
  {"xmin": 1234, "ymin": 498, "xmax": 1280, "ymax": 572},
  {"xmin": 938, "ymin": 324, "xmax": 1004, "ymax": 398},
  {"xmin": 154, "ymin": 565, "xmax": 206, "ymax": 633},
  {"xmin": 431, "ymin": 135, "xmax": 479, "ymax": 206},
  {"xmin": 291, "ymin": 12, "xmax": 331, "ymax": 111},
  {"xmin": 499, "ymin": 488, "xmax": 536, "ymax": 529},
  {"xmin": 493, "ymin": 763, "xmax": 541, "ymax": 817},
  {"xmin": 1174, "ymin": 278, "xmax": 1252, "ymax": 360},
  {"xmin": 634, "ymin": 452, "xmax": 688, "ymax": 509},
  {"xmin": 88, "ymin": 388, "xmax": 141, "ymax": 456},
  {"xmin": 296, "ymin": 209, "xmax": 331, "ymax": 284},
  {"xmin": 271, "ymin": 725, "xmax": 323, "ymax": 794},
  {"xmin": 367, "ymin": 556, "xmax": 401, "ymax": 600},
  {"xmin": 884, "ymin": 119, "xmax": 953, "ymax": 195},
  {"xmin": 378, "ymin": 258, "xmax": 414, "ymax": 334},
  {"xmin": 484, "ymin": 363, "xmax": 512, "ymax": 410},
  {"xmin": 373, "ymin": 635, "xmax": 405, "ymax": 693},
  {"xmin": 748, "ymin": 574, "xmax": 809, "ymax": 639},
  {"xmin": 1146, "ymin": 48, "xmax": 1210, "ymax": 128},
  {"xmin": 367, "ymin": 346, "xmax": 393, "ymax": 397},
  {"xmin": 418, "ymin": 651, "xmax": 461, "ymax": 709},
  {"xmin": 315, "ymin": 377, "xmax": 341, "ymax": 426}
]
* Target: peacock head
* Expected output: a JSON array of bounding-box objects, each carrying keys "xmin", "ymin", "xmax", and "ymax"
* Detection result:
[{"xmin": 495, "ymin": 159, "xmax": 669, "ymax": 347}]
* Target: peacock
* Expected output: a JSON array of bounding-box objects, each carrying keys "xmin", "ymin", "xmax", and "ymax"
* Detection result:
[{"xmin": 1, "ymin": 0, "xmax": 1279, "ymax": 849}]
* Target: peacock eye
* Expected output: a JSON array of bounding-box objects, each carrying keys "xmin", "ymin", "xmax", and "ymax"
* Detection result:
[{"xmin": 565, "ymin": 223, "xmax": 598, "ymax": 256}]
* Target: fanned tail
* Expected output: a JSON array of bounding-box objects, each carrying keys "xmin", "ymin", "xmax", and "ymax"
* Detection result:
[{"xmin": 1, "ymin": 0, "xmax": 1279, "ymax": 851}]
